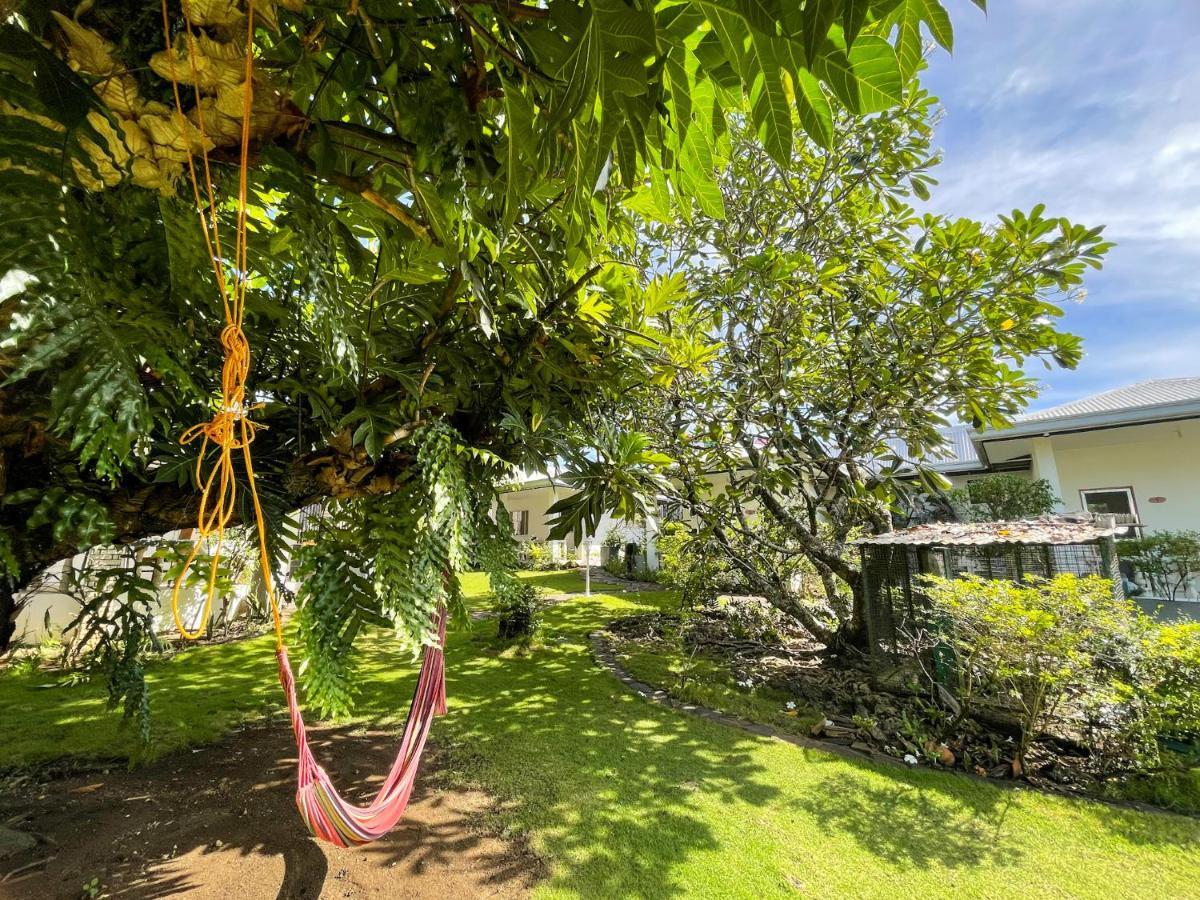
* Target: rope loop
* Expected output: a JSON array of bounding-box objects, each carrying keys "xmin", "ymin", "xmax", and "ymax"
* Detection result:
[{"xmin": 163, "ymin": 0, "xmax": 283, "ymax": 647}]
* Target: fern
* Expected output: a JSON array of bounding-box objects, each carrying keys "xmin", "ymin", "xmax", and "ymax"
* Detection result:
[
  {"xmin": 294, "ymin": 422, "xmax": 492, "ymax": 715},
  {"xmin": 293, "ymin": 527, "xmax": 380, "ymax": 719}
]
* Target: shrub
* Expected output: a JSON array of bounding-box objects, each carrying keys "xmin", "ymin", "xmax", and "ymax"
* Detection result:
[
  {"xmin": 1117, "ymin": 531, "xmax": 1200, "ymax": 601},
  {"xmin": 516, "ymin": 539, "xmax": 573, "ymax": 572},
  {"xmin": 947, "ymin": 474, "xmax": 1059, "ymax": 522},
  {"xmin": 494, "ymin": 578, "xmax": 541, "ymax": 640},
  {"xmin": 918, "ymin": 573, "xmax": 1140, "ymax": 766},
  {"xmin": 602, "ymin": 527, "xmax": 625, "ymax": 561},
  {"xmin": 653, "ymin": 523, "xmax": 745, "ymax": 607},
  {"xmin": 1140, "ymin": 622, "xmax": 1200, "ymax": 741}
]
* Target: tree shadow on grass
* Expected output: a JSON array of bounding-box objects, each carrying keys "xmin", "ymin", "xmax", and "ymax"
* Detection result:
[
  {"xmin": 786, "ymin": 754, "xmax": 1023, "ymax": 870},
  {"xmin": 356, "ymin": 592, "xmax": 784, "ymax": 898}
]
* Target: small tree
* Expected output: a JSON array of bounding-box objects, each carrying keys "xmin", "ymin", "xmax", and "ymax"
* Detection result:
[
  {"xmin": 950, "ymin": 475, "xmax": 1060, "ymax": 522},
  {"xmin": 1117, "ymin": 531, "xmax": 1200, "ymax": 601},
  {"xmin": 920, "ymin": 573, "xmax": 1140, "ymax": 768}
]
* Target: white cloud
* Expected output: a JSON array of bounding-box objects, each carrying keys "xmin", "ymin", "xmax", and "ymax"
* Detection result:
[{"xmin": 920, "ymin": 1, "xmax": 1200, "ymax": 401}]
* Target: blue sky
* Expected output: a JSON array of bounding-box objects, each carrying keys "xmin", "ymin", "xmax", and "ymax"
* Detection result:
[{"xmin": 920, "ymin": 0, "xmax": 1200, "ymax": 410}]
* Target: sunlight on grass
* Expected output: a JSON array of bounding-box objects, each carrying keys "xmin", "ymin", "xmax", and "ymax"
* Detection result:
[
  {"xmin": 616, "ymin": 644, "xmax": 824, "ymax": 737},
  {"xmin": 2, "ymin": 573, "xmax": 1198, "ymax": 897}
]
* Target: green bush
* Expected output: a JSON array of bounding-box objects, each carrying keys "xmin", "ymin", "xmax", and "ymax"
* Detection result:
[
  {"xmin": 517, "ymin": 539, "xmax": 573, "ymax": 571},
  {"xmin": 653, "ymin": 522, "xmax": 739, "ymax": 607},
  {"xmin": 494, "ymin": 579, "xmax": 541, "ymax": 640},
  {"xmin": 919, "ymin": 573, "xmax": 1140, "ymax": 766},
  {"xmin": 602, "ymin": 556, "xmax": 625, "ymax": 577},
  {"xmin": 1140, "ymin": 622, "xmax": 1200, "ymax": 741},
  {"xmin": 947, "ymin": 474, "xmax": 1059, "ymax": 522}
]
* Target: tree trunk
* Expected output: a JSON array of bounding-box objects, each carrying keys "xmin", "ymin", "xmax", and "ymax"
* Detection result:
[{"xmin": 828, "ymin": 579, "xmax": 869, "ymax": 653}]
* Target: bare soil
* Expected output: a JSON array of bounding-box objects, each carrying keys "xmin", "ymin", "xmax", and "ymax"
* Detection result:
[{"xmin": 0, "ymin": 725, "xmax": 540, "ymax": 899}]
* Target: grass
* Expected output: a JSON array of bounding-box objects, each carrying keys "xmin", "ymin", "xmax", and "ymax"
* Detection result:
[
  {"xmin": 614, "ymin": 641, "xmax": 825, "ymax": 738},
  {"xmin": 3, "ymin": 572, "xmax": 1200, "ymax": 897}
]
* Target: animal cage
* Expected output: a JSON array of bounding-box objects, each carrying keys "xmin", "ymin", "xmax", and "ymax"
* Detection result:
[{"xmin": 855, "ymin": 518, "xmax": 1123, "ymax": 660}]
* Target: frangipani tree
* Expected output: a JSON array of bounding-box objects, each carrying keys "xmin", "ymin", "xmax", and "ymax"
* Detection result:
[{"xmin": 556, "ymin": 84, "xmax": 1111, "ymax": 649}]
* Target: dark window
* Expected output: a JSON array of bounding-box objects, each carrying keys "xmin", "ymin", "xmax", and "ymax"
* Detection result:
[
  {"xmin": 512, "ymin": 509, "xmax": 529, "ymax": 535},
  {"xmin": 1080, "ymin": 488, "xmax": 1136, "ymax": 517}
]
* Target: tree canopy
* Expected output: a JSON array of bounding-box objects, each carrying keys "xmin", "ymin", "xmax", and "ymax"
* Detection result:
[
  {"xmin": 0, "ymin": 0, "xmax": 969, "ymax": 710},
  {"xmin": 566, "ymin": 84, "xmax": 1110, "ymax": 647}
]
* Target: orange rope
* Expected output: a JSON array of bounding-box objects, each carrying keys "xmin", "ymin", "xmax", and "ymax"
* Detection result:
[{"xmin": 162, "ymin": 0, "xmax": 284, "ymax": 648}]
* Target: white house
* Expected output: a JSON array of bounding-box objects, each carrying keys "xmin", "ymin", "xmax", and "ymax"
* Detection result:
[
  {"xmin": 499, "ymin": 377, "xmax": 1200, "ymax": 570},
  {"xmin": 497, "ymin": 475, "xmax": 662, "ymax": 569},
  {"xmin": 926, "ymin": 377, "xmax": 1200, "ymax": 535}
]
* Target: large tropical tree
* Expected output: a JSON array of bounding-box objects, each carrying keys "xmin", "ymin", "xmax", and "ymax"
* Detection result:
[
  {"xmin": 555, "ymin": 83, "xmax": 1111, "ymax": 650},
  {"xmin": 0, "ymin": 1, "xmax": 960, "ymax": 711}
]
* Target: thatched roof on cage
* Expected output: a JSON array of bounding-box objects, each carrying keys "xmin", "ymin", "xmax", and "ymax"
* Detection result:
[{"xmin": 853, "ymin": 517, "xmax": 1116, "ymax": 547}]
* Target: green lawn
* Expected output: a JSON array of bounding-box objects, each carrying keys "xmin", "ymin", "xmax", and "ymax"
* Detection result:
[{"xmin": 3, "ymin": 572, "xmax": 1199, "ymax": 897}]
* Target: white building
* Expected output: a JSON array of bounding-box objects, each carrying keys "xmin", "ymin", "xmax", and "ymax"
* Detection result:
[
  {"xmin": 499, "ymin": 377, "xmax": 1200, "ymax": 571},
  {"xmin": 927, "ymin": 377, "xmax": 1200, "ymax": 535},
  {"xmin": 497, "ymin": 475, "xmax": 662, "ymax": 569}
]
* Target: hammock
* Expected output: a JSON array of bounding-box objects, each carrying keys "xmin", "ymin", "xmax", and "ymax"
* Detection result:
[
  {"xmin": 159, "ymin": 0, "xmax": 445, "ymax": 847},
  {"xmin": 279, "ymin": 609, "xmax": 447, "ymax": 848}
]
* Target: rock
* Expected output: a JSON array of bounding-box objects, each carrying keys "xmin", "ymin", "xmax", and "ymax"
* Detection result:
[
  {"xmin": 903, "ymin": 753, "xmax": 919, "ymax": 765},
  {"xmin": 850, "ymin": 741, "xmax": 873, "ymax": 753},
  {"xmin": 0, "ymin": 826, "xmax": 37, "ymax": 859},
  {"xmin": 824, "ymin": 725, "xmax": 857, "ymax": 738}
]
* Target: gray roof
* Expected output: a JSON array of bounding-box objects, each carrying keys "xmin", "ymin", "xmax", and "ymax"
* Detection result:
[
  {"xmin": 1017, "ymin": 377, "xmax": 1200, "ymax": 423},
  {"xmin": 854, "ymin": 517, "xmax": 1115, "ymax": 547},
  {"xmin": 904, "ymin": 378, "xmax": 1200, "ymax": 473},
  {"xmin": 887, "ymin": 424, "xmax": 982, "ymax": 474}
]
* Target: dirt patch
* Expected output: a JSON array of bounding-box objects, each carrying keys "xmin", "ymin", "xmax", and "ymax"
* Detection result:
[{"xmin": 0, "ymin": 725, "xmax": 540, "ymax": 899}]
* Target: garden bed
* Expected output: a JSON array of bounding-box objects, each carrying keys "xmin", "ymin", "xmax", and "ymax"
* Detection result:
[{"xmin": 604, "ymin": 602, "xmax": 1200, "ymax": 816}]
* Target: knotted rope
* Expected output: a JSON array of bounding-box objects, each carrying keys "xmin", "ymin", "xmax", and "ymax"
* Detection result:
[{"xmin": 160, "ymin": 0, "xmax": 282, "ymax": 647}]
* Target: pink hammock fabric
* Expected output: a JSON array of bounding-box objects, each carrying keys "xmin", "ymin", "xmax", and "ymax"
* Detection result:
[{"xmin": 275, "ymin": 608, "xmax": 448, "ymax": 847}]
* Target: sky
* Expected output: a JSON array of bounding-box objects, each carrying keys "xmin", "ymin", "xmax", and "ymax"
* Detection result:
[{"xmin": 919, "ymin": 0, "xmax": 1200, "ymax": 410}]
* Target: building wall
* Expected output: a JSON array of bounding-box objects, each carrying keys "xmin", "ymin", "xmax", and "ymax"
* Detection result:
[
  {"xmin": 1051, "ymin": 419, "xmax": 1200, "ymax": 534},
  {"xmin": 13, "ymin": 543, "xmax": 254, "ymax": 647},
  {"xmin": 498, "ymin": 483, "xmax": 572, "ymax": 544},
  {"xmin": 497, "ymin": 483, "xmax": 662, "ymax": 567}
]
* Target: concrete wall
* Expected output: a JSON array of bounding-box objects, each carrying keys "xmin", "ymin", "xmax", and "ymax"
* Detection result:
[{"xmin": 12, "ymin": 544, "xmax": 256, "ymax": 648}]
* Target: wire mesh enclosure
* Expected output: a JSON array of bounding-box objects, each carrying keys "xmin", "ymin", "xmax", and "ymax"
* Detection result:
[{"xmin": 856, "ymin": 519, "xmax": 1123, "ymax": 661}]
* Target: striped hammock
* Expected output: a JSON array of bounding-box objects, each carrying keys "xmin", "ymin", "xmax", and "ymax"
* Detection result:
[{"xmin": 276, "ymin": 608, "xmax": 448, "ymax": 847}]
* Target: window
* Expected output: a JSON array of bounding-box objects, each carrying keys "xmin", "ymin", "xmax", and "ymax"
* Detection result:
[
  {"xmin": 512, "ymin": 509, "xmax": 529, "ymax": 536},
  {"xmin": 657, "ymin": 498, "xmax": 682, "ymax": 522},
  {"xmin": 1079, "ymin": 488, "xmax": 1140, "ymax": 534}
]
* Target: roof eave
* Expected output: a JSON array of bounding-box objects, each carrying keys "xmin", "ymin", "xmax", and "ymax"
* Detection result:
[{"xmin": 976, "ymin": 399, "xmax": 1200, "ymax": 443}]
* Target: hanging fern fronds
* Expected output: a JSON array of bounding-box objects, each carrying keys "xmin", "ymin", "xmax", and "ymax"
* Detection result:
[
  {"xmin": 293, "ymin": 422, "xmax": 485, "ymax": 715},
  {"xmin": 293, "ymin": 516, "xmax": 382, "ymax": 719}
]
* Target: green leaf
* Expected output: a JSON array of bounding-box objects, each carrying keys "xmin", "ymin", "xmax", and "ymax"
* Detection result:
[
  {"xmin": 850, "ymin": 35, "xmax": 905, "ymax": 111},
  {"xmin": 791, "ymin": 68, "xmax": 833, "ymax": 149}
]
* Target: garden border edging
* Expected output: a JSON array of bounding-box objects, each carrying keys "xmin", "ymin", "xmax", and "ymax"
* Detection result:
[{"xmin": 587, "ymin": 629, "xmax": 1195, "ymax": 819}]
